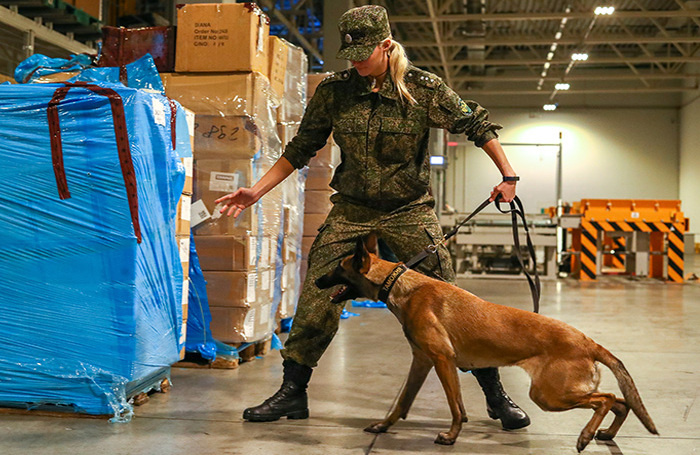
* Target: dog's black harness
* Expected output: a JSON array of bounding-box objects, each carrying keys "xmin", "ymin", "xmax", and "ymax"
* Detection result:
[{"xmin": 399, "ymin": 195, "xmax": 541, "ymax": 314}]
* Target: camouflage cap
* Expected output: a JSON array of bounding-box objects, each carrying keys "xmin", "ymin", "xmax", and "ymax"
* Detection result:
[{"xmin": 336, "ymin": 5, "xmax": 391, "ymax": 61}]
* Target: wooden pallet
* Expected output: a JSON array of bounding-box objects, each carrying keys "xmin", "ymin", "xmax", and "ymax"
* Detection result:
[
  {"xmin": 0, "ymin": 377, "xmax": 172, "ymax": 419},
  {"xmin": 174, "ymin": 337, "xmax": 273, "ymax": 369}
]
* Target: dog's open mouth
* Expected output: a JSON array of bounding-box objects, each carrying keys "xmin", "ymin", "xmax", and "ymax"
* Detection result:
[{"xmin": 330, "ymin": 285, "xmax": 350, "ymax": 303}]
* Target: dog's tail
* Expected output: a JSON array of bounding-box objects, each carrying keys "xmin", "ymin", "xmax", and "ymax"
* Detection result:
[{"xmin": 596, "ymin": 345, "xmax": 658, "ymax": 435}]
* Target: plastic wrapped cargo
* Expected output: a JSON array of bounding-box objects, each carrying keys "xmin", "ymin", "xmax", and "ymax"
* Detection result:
[{"xmin": 0, "ymin": 81, "xmax": 189, "ymax": 420}]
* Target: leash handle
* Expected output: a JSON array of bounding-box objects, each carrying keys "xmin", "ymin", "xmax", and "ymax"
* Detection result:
[{"xmin": 494, "ymin": 196, "xmax": 541, "ymax": 313}]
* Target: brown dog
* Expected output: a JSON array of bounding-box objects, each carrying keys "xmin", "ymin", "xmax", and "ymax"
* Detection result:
[{"xmin": 315, "ymin": 233, "xmax": 658, "ymax": 451}]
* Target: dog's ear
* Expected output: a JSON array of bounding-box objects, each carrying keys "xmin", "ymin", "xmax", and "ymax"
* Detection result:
[
  {"xmin": 364, "ymin": 232, "xmax": 378, "ymax": 255},
  {"xmin": 352, "ymin": 237, "xmax": 371, "ymax": 274}
]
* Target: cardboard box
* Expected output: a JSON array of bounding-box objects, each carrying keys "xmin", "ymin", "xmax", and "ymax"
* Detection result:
[
  {"xmin": 162, "ymin": 72, "xmax": 271, "ymax": 118},
  {"xmin": 278, "ymin": 286, "xmax": 298, "ymax": 320},
  {"xmin": 194, "ymin": 115, "xmax": 263, "ymax": 159},
  {"xmin": 99, "ymin": 26, "xmax": 175, "ymax": 72},
  {"xmin": 268, "ymin": 36, "xmax": 289, "ymax": 103},
  {"xmin": 277, "ymin": 44, "xmax": 308, "ymax": 124},
  {"xmin": 303, "ymin": 213, "xmax": 326, "ymax": 237},
  {"xmin": 177, "ymin": 234, "xmax": 190, "ymax": 279},
  {"xmin": 181, "ymin": 156, "xmax": 193, "ymax": 194},
  {"xmin": 301, "ymin": 235, "xmax": 316, "ymax": 257},
  {"xmin": 75, "ymin": 0, "xmax": 101, "ymax": 20},
  {"xmin": 182, "ymin": 279, "xmax": 190, "ymax": 320},
  {"xmin": 194, "ymin": 235, "xmax": 258, "ymax": 271},
  {"xmin": 209, "ymin": 302, "xmax": 274, "ymax": 343},
  {"xmin": 175, "ymin": 193, "xmax": 192, "ymax": 236},
  {"xmin": 175, "ymin": 3, "xmax": 270, "ymax": 73},
  {"xmin": 192, "ymin": 158, "xmax": 264, "ymax": 236},
  {"xmin": 305, "ymin": 165, "xmax": 334, "ymax": 190},
  {"xmin": 204, "ymin": 270, "xmax": 257, "ymax": 307},
  {"xmin": 307, "ymin": 72, "xmax": 333, "ymax": 99},
  {"xmin": 309, "ymin": 139, "xmax": 340, "ymax": 167},
  {"xmin": 184, "ymin": 108, "xmax": 196, "ymax": 151},
  {"xmin": 304, "ymin": 189, "xmax": 333, "ymax": 214}
]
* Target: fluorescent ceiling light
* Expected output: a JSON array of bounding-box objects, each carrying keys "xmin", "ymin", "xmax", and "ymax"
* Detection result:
[
  {"xmin": 543, "ymin": 104, "xmax": 558, "ymax": 111},
  {"xmin": 555, "ymin": 83, "xmax": 570, "ymax": 90}
]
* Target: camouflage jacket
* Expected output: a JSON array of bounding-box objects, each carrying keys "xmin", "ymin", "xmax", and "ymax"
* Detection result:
[{"xmin": 281, "ymin": 66, "xmax": 502, "ymax": 211}]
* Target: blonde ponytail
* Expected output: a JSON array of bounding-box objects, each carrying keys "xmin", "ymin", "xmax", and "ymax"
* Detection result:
[{"xmin": 388, "ymin": 39, "xmax": 416, "ymax": 105}]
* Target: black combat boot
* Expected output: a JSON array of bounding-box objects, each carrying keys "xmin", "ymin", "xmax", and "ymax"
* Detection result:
[
  {"xmin": 243, "ymin": 359, "xmax": 312, "ymax": 422},
  {"xmin": 472, "ymin": 368, "xmax": 530, "ymax": 430}
]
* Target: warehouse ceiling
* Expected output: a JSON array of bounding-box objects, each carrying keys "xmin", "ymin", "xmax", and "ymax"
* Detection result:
[{"xmin": 271, "ymin": 0, "xmax": 700, "ymax": 109}]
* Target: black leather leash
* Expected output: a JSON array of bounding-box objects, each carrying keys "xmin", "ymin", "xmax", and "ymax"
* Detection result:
[{"xmin": 380, "ymin": 195, "xmax": 541, "ymax": 313}]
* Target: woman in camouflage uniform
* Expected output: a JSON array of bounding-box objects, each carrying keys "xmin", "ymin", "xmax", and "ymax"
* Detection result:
[{"xmin": 216, "ymin": 5, "xmax": 530, "ymax": 431}]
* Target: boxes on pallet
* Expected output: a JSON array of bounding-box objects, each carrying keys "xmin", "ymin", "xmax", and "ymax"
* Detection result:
[
  {"xmin": 74, "ymin": 0, "xmax": 102, "ymax": 20},
  {"xmin": 176, "ymin": 234, "xmax": 191, "ymax": 280},
  {"xmin": 192, "ymin": 183, "xmax": 282, "ymax": 237},
  {"xmin": 0, "ymin": 83, "xmax": 186, "ymax": 415},
  {"xmin": 304, "ymin": 190, "xmax": 334, "ymax": 214},
  {"xmin": 162, "ymin": 72, "xmax": 274, "ymax": 120},
  {"xmin": 305, "ymin": 165, "xmax": 335, "ymax": 190},
  {"xmin": 307, "ymin": 72, "xmax": 333, "ymax": 99},
  {"xmin": 303, "ymin": 213, "xmax": 327, "ymax": 237},
  {"xmin": 175, "ymin": 193, "xmax": 192, "ymax": 236},
  {"xmin": 192, "ymin": 158, "xmax": 270, "ymax": 236},
  {"xmin": 193, "ymin": 115, "xmax": 264, "ymax": 159},
  {"xmin": 175, "ymin": 3, "xmax": 270, "ymax": 74},
  {"xmin": 195, "ymin": 235, "xmax": 254, "ymax": 271},
  {"xmin": 309, "ymin": 138, "xmax": 340, "ymax": 168},
  {"xmin": 209, "ymin": 302, "xmax": 274, "ymax": 344},
  {"xmin": 98, "ymin": 26, "xmax": 176, "ymax": 72},
  {"xmin": 277, "ymin": 43, "xmax": 308, "ymax": 125},
  {"xmin": 268, "ymin": 36, "xmax": 289, "ymax": 103},
  {"xmin": 204, "ymin": 270, "xmax": 258, "ymax": 307}
]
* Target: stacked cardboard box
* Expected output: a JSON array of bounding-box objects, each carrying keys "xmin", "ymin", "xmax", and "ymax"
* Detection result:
[
  {"xmin": 163, "ymin": 4, "xmax": 281, "ymax": 343},
  {"xmin": 165, "ymin": 3, "xmax": 306, "ymax": 344},
  {"xmin": 297, "ymin": 73, "xmax": 341, "ymax": 284},
  {"xmin": 175, "ymin": 108, "xmax": 195, "ymax": 358},
  {"xmin": 275, "ymin": 44, "xmax": 308, "ymax": 322}
]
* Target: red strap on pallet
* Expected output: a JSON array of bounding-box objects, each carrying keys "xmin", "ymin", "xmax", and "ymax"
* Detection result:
[
  {"xmin": 167, "ymin": 98, "xmax": 178, "ymax": 149},
  {"xmin": 47, "ymin": 81, "xmax": 142, "ymax": 243}
]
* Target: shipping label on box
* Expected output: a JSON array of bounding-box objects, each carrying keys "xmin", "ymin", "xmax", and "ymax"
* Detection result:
[
  {"xmin": 175, "ymin": 3, "xmax": 270, "ymax": 73},
  {"xmin": 209, "ymin": 171, "xmax": 239, "ymax": 193},
  {"xmin": 190, "ymin": 199, "xmax": 212, "ymax": 228}
]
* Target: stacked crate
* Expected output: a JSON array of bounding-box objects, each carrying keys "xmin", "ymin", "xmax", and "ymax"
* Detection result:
[
  {"xmin": 276, "ymin": 42, "xmax": 309, "ymax": 324},
  {"xmin": 298, "ymin": 73, "xmax": 341, "ymax": 284},
  {"xmin": 164, "ymin": 3, "xmax": 287, "ymax": 345}
]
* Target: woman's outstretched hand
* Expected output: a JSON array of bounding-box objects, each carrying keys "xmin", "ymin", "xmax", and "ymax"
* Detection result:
[
  {"xmin": 490, "ymin": 180, "xmax": 516, "ymax": 203},
  {"xmin": 214, "ymin": 187, "xmax": 259, "ymax": 218}
]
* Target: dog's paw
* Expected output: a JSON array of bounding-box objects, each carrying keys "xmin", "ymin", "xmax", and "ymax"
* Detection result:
[
  {"xmin": 595, "ymin": 429, "xmax": 615, "ymax": 441},
  {"xmin": 576, "ymin": 432, "xmax": 593, "ymax": 452},
  {"xmin": 364, "ymin": 422, "xmax": 389, "ymax": 434},
  {"xmin": 434, "ymin": 432, "xmax": 456, "ymax": 445}
]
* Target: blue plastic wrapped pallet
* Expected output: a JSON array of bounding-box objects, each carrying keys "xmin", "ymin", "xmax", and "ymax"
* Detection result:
[{"xmin": 0, "ymin": 81, "xmax": 189, "ymax": 421}]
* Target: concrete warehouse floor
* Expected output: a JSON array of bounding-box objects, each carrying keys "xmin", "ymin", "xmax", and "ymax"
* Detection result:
[{"xmin": 1, "ymin": 257, "xmax": 698, "ymax": 455}]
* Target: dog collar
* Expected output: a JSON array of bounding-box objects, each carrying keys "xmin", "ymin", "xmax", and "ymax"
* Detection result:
[{"xmin": 378, "ymin": 263, "xmax": 408, "ymax": 304}]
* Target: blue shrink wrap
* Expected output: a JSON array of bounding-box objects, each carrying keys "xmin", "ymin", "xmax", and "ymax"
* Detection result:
[{"xmin": 0, "ymin": 81, "xmax": 188, "ymax": 421}]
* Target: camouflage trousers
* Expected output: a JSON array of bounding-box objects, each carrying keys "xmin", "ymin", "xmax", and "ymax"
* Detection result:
[{"xmin": 282, "ymin": 194, "xmax": 455, "ymax": 368}]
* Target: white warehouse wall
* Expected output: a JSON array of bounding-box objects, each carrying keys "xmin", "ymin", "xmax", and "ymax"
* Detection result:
[
  {"xmin": 444, "ymin": 108, "xmax": 680, "ymax": 218},
  {"xmin": 679, "ymin": 96, "xmax": 700, "ymax": 236}
]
